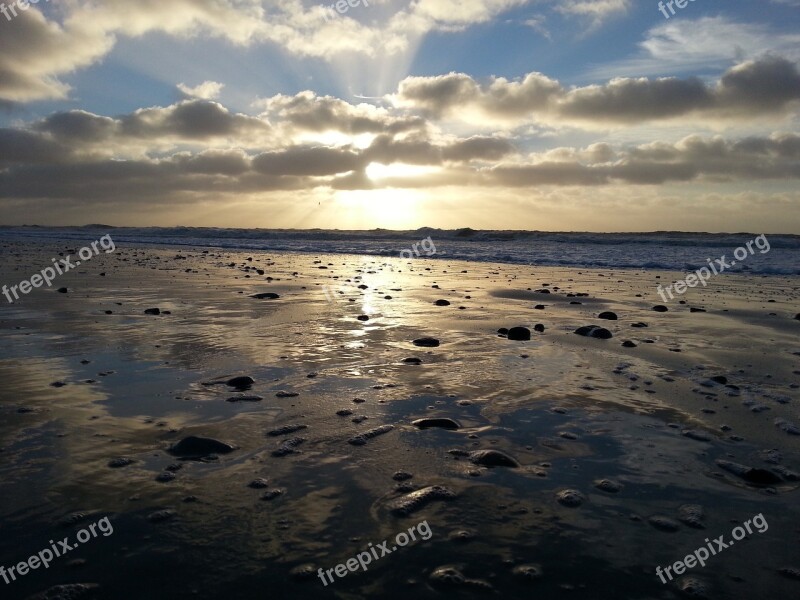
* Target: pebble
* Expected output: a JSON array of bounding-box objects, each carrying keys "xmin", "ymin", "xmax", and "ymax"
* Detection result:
[
  {"xmin": 168, "ymin": 436, "xmax": 236, "ymax": 457},
  {"xmin": 593, "ymin": 479, "xmax": 622, "ymax": 493},
  {"xmin": 648, "ymin": 515, "xmax": 680, "ymax": 531},
  {"xmin": 389, "ymin": 485, "xmax": 457, "ymax": 516},
  {"xmin": 507, "ymin": 327, "xmax": 531, "ymax": 341},
  {"xmin": 412, "ymin": 418, "xmax": 461, "ymax": 430},
  {"xmin": 715, "ymin": 460, "xmax": 782, "ymax": 485},
  {"xmin": 468, "ymin": 449, "xmax": 520, "ymax": 468},
  {"xmin": 272, "ymin": 437, "xmax": 305, "ymax": 457},
  {"xmin": 598, "ymin": 311, "xmax": 618, "ymax": 320},
  {"xmin": 556, "ymin": 489, "xmax": 585, "ymax": 507},
  {"xmin": 678, "ymin": 504, "xmax": 705, "ymax": 529},
  {"xmin": 413, "ymin": 337, "xmax": 440, "ymax": 347},
  {"xmin": 348, "ymin": 425, "xmax": 394, "ymax": 445},
  {"xmin": 267, "ymin": 424, "xmax": 308, "ymax": 437},
  {"xmin": 250, "ymin": 292, "xmax": 280, "ymax": 299},
  {"xmin": 574, "ymin": 325, "xmax": 613, "ymax": 339}
]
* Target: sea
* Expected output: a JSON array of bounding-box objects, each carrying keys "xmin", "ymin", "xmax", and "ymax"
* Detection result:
[{"xmin": 1, "ymin": 226, "xmax": 798, "ymax": 275}]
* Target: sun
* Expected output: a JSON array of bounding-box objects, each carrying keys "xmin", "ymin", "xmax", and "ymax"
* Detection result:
[{"xmin": 365, "ymin": 162, "xmax": 440, "ymax": 181}]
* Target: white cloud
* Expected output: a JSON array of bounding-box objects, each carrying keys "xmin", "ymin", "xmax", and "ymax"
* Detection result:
[{"xmin": 177, "ymin": 81, "xmax": 225, "ymax": 100}]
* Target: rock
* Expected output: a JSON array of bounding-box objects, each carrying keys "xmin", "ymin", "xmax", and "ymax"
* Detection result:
[
  {"xmin": 155, "ymin": 472, "xmax": 176, "ymax": 483},
  {"xmin": 631, "ymin": 322, "xmax": 648, "ymax": 328},
  {"xmin": 248, "ymin": 478, "xmax": 270, "ymax": 489},
  {"xmin": 593, "ymin": 479, "xmax": 622, "ymax": 493},
  {"xmin": 267, "ymin": 424, "xmax": 307, "ymax": 437},
  {"xmin": 621, "ymin": 340, "xmax": 637, "ymax": 348},
  {"xmin": 652, "ymin": 305, "xmax": 668, "ymax": 312},
  {"xmin": 434, "ymin": 300, "xmax": 451, "ymax": 306},
  {"xmin": 261, "ymin": 488, "xmax": 285, "ymax": 500},
  {"xmin": 389, "ymin": 485, "xmax": 457, "ymax": 516},
  {"xmin": 108, "ymin": 458, "xmax": 135, "ymax": 468},
  {"xmin": 403, "ymin": 357, "xmax": 422, "ymax": 364},
  {"xmin": 468, "ymin": 449, "xmax": 520, "ymax": 468},
  {"xmin": 574, "ymin": 325, "xmax": 613, "ymax": 339},
  {"xmin": 144, "ymin": 307, "xmax": 161, "ymax": 315},
  {"xmin": 778, "ymin": 567, "xmax": 800, "ymax": 580},
  {"xmin": 413, "ymin": 337, "xmax": 440, "ymax": 347},
  {"xmin": 690, "ymin": 307, "xmax": 707, "ymax": 313},
  {"xmin": 497, "ymin": 328, "xmax": 509, "ymax": 334},
  {"xmin": 289, "ymin": 564, "xmax": 317, "ymax": 580},
  {"xmin": 226, "ymin": 376, "xmax": 254, "ymax": 390},
  {"xmin": 275, "ymin": 391, "xmax": 299, "ymax": 398},
  {"xmin": 392, "ymin": 471, "xmax": 413, "ymax": 481},
  {"xmin": 775, "ymin": 418, "xmax": 800, "ymax": 435},
  {"xmin": 715, "ymin": 460, "xmax": 782, "ymax": 485},
  {"xmin": 27, "ymin": 583, "xmax": 99, "ymax": 599},
  {"xmin": 272, "ymin": 437, "xmax": 305, "ymax": 457},
  {"xmin": 678, "ymin": 504, "xmax": 705, "ymax": 529},
  {"xmin": 512, "ymin": 564, "xmax": 543, "ymax": 580},
  {"xmin": 336, "ymin": 409, "xmax": 353, "ymax": 416},
  {"xmin": 250, "ymin": 292, "xmax": 280, "ymax": 299},
  {"xmin": 649, "ymin": 515, "xmax": 680, "ymax": 531},
  {"xmin": 682, "ymin": 429, "xmax": 712, "ymax": 442},
  {"xmin": 147, "ymin": 509, "xmax": 176, "ymax": 523},
  {"xmin": 533, "ymin": 324, "xmax": 545, "ymax": 332},
  {"xmin": 357, "ymin": 315, "xmax": 369, "ymax": 321},
  {"xmin": 555, "ymin": 489, "xmax": 585, "ymax": 507},
  {"xmin": 507, "ymin": 327, "xmax": 531, "ymax": 341},
  {"xmin": 57, "ymin": 287, "xmax": 69, "ymax": 294},
  {"xmin": 348, "ymin": 424, "xmax": 394, "ymax": 445},
  {"xmin": 429, "ymin": 566, "xmax": 465, "ymax": 586},
  {"xmin": 412, "ymin": 418, "xmax": 461, "ymax": 430},
  {"xmin": 226, "ymin": 395, "xmax": 263, "ymax": 402},
  {"xmin": 168, "ymin": 436, "xmax": 236, "ymax": 458},
  {"xmin": 678, "ymin": 577, "xmax": 710, "ymax": 598},
  {"xmin": 598, "ymin": 311, "xmax": 618, "ymax": 320}
]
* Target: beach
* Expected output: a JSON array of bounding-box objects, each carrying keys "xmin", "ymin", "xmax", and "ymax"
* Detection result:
[{"xmin": 1, "ymin": 239, "xmax": 799, "ymax": 599}]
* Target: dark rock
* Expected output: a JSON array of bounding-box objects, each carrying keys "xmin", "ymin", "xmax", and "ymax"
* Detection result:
[
  {"xmin": 652, "ymin": 305, "xmax": 668, "ymax": 312},
  {"xmin": 434, "ymin": 299, "xmax": 451, "ymax": 306},
  {"xmin": 403, "ymin": 357, "xmax": 422, "ymax": 364},
  {"xmin": 508, "ymin": 327, "xmax": 531, "ymax": 341},
  {"xmin": 412, "ymin": 418, "xmax": 461, "ymax": 430},
  {"xmin": 556, "ymin": 489, "xmax": 585, "ymax": 507},
  {"xmin": 226, "ymin": 376, "xmax": 254, "ymax": 390},
  {"xmin": 468, "ymin": 449, "xmax": 520, "ymax": 468},
  {"xmin": 716, "ymin": 460, "xmax": 782, "ymax": 485},
  {"xmin": 226, "ymin": 395, "xmax": 263, "ymax": 402},
  {"xmin": 533, "ymin": 324, "xmax": 545, "ymax": 332},
  {"xmin": 621, "ymin": 340, "xmax": 637, "ymax": 348},
  {"xmin": 275, "ymin": 391, "xmax": 299, "ymax": 398},
  {"xmin": 574, "ymin": 325, "xmax": 613, "ymax": 339},
  {"xmin": 357, "ymin": 315, "xmax": 369, "ymax": 321},
  {"xmin": 57, "ymin": 287, "xmax": 69, "ymax": 294},
  {"xmin": 144, "ymin": 308, "xmax": 160, "ymax": 315},
  {"xmin": 168, "ymin": 436, "xmax": 236, "ymax": 457},
  {"xmin": 248, "ymin": 478, "xmax": 270, "ymax": 489},
  {"xmin": 251, "ymin": 292, "xmax": 280, "ymax": 299},
  {"xmin": 108, "ymin": 458, "xmax": 135, "ymax": 468},
  {"xmin": 598, "ymin": 311, "xmax": 617, "ymax": 320},
  {"xmin": 497, "ymin": 328, "xmax": 509, "ymax": 335},
  {"xmin": 413, "ymin": 337, "xmax": 440, "ymax": 347}
]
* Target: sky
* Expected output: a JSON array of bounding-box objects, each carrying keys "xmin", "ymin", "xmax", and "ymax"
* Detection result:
[{"xmin": 0, "ymin": 0, "xmax": 799, "ymax": 232}]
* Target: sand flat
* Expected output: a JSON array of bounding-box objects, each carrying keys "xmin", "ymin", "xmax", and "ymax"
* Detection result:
[{"xmin": 0, "ymin": 241, "xmax": 799, "ymax": 599}]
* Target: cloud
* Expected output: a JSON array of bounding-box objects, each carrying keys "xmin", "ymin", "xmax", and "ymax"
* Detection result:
[
  {"xmin": 391, "ymin": 56, "xmax": 800, "ymax": 126},
  {"xmin": 587, "ymin": 17, "xmax": 800, "ymax": 79},
  {"xmin": 177, "ymin": 81, "xmax": 225, "ymax": 100}
]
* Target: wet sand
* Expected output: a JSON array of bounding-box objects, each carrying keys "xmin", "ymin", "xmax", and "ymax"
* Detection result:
[{"xmin": 1, "ymin": 240, "xmax": 799, "ymax": 599}]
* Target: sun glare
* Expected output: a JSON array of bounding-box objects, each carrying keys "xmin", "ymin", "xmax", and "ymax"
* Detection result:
[{"xmin": 365, "ymin": 162, "xmax": 440, "ymax": 181}]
